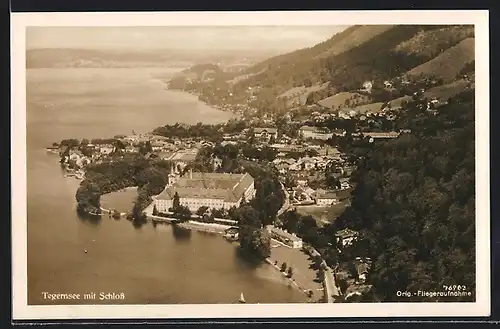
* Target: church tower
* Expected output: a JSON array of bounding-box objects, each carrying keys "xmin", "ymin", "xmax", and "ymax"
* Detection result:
[{"xmin": 168, "ymin": 164, "xmax": 178, "ymax": 186}]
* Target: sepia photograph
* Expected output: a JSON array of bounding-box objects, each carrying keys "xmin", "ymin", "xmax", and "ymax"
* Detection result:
[{"xmin": 11, "ymin": 10, "xmax": 490, "ymax": 320}]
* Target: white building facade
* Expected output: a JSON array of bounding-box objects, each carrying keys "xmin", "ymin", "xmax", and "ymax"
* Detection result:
[
  {"xmin": 267, "ymin": 225, "xmax": 303, "ymax": 249},
  {"xmin": 299, "ymin": 126, "xmax": 333, "ymax": 140},
  {"xmin": 155, "ymin": 172, "xmax": 256, "ymax": 213}
]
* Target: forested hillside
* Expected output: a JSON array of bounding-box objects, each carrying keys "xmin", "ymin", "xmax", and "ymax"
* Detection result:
[
  {"xmin": 406, "ymin": 38, "xmax": 475, "ymax": 82},
  {"xmin": 170, "ymin": 24, "xmax": 475, "ymax": 113},
  {"xmin": 241, "ymin": 25, "xmax": 392, "ymax": 76},
  {"xmin": 234, "ymin": 25, "xmax": 474, "ymax": 94},
  {"xmin": 335, "ymin": 90, "xmax": 475, "ymax": 301}
]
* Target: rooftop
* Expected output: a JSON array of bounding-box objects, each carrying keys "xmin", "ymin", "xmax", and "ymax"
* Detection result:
[
  {"xmin": 315, "ymin": 190, "xmax": 338, "ymax": 200},
  {"xmin": 254, "ymin": 127, "xmax": 278, "ymax": 134},
  {"xmin": 267, "ymin": 225, "xmax": 302, "ymax": 242},
  {"xmin": 335, "ymin": 228, "xmax": 359, "ymax": 239},
  {"xmin": 363, "ymin": 132, "xmax": 400, "ymax": 139},
  {"xmin": 336, "ymin": 187, "xmax": 354, "ymax": 200},
  {"xmin": 167, "ymin": 150, "xmax": 198, "ymax": 162},
  {"xmin": 345, "ymin": 284, "xmax": 373, "ymax": 300},
  {"xmin": 156, "ymin": 172, "xmax": 254, "ymax": 203}
]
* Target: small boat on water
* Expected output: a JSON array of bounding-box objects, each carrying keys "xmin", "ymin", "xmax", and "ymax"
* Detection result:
[
  {"xmin": 239, "ymin": 292, "xmax": 246, "ymax": 304},
  {"xmin": 45, "ymin": 147, "xmax": 59, "ymax": 154}
]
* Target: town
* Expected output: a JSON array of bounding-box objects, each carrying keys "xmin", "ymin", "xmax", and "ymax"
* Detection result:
[{"xmin": 47, "ymin": 69, "xmax": 465, "ymax": 305}]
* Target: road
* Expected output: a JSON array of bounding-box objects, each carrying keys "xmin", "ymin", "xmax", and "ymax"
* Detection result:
[
  {"xmin": 276, "ymin": 182, "xmax": 291, "ymax": 217},
  {"xmin": 308, "ymin": 246, "xmax": 340, "ymax": 302}
]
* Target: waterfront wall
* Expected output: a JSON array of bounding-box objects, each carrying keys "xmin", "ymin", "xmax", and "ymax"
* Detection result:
[{"xmin": 176, "ymin": 220, "xmax": 232, "ymax": 234}]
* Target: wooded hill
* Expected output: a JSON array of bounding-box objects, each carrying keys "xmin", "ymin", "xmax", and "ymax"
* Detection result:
[
  {"xmin": 335, "ymin": 90, "xmax": 475, "ymax": 302},
  {"xmin": 172, "ymin": 24, "xmax": 475, "ymax": 113},
  {"xmin": 242, "ymin": 25, "xmax": 473, "ymax": 87}
]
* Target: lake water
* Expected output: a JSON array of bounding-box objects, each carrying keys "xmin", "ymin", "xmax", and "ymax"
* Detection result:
[
  {"xmin": 26, "ymin": 68, "xmax": 306, "ymax": 305},
  {"xmin": 100, "ymin": 187, "xmax": 138, "ymax": 213}
]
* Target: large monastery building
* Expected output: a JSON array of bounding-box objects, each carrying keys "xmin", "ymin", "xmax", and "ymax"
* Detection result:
[{"xmin": 154, "ymin": 170, "xmax": 256, "ymax": 213}]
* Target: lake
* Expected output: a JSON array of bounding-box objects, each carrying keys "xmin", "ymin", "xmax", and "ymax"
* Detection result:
[{"xmin": 26, "ymin": 68, "xmax": 306, "ymax": 305}]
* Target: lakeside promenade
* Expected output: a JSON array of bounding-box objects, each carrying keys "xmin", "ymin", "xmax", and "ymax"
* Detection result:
[
  {"xmin": 143, "ymin": 201, "xmax": 235, "ymax": 233},
  {"xmin": 307, "ymin": 245, "xmax": 340, "ymax": 302}
]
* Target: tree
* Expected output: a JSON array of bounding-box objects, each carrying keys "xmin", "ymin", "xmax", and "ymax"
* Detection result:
[
  {"xmin": 239, "ymin": 194, "xmax": 246, "ymax": 207},
  {"xmin": 281, "ymin": 262, "xmax": 288, "ymax": 273},
  {"xmin": 238, "ymin": 205, "xmax": 262, "ymax": 228},
  {"xmin": 176, "ymin": 205, "xmax": 192, "ymax": 221},
  {"xmin": 152, "ymin": 204, "xmax": 159, "ymax": 216},
  {"xmin": 196, "ymin": 206, "xmax": 209, "ymax": 218},
  {"xmin": 173, "ymin": 192, "xmax": 181, "ymax": 212},
  {"xmin": 287, "ymin": 266, "xmax": 294, "ymax": 278},
  {"xmin": 60, "ymin": 139, "xmax": 80, "ymax": 149},
  {"xmin": 112, "ymin": 209, "xmax": 121, "ymax": 219},
  {"xmin": 237, "ymin": 206, "xmax": 270, "ymax": 259},
  {"xmin": 282, "ymin": 210, "xmax": 300, "ymax": 233},
  {"xmin": 335, "ymin": 92, "xmax": 475, "ymax": 301},
  {"xmin": 115, "ymin": 139, "xmax": 126, "ymax": 150},
  {"xmin": 139, "ymin": 141, "xmax": 153, "ymax": 155},
  {"xmin": 283, "ymin": 173, "xmax": 298, "ymax": 189}
]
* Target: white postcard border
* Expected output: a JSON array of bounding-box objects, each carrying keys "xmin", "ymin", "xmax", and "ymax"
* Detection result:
[{"xmin": 11, "ymin": 10, "xmax": 490, "ymax": 320}]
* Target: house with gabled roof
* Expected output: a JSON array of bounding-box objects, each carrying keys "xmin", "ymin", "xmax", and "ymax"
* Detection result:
[
  {"xmin": 314, "ymin": 189, "xmax": 338, "ymax": 206},
  {"xmin": 254, "ymin": 127, "xmax": 278, "ymax": 140},
  {"xmin": 335, "ymin": 228, "xmax": 359, "ymax": 247}
]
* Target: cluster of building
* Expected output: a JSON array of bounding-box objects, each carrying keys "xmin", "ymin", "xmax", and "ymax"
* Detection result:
[
  {"xmin": 269, "ymin": 141, "xmax": 354, "ymax": 207},
  {"xmin": 58, "ymin": 132, "xmax": 204, "ymax": 172}
]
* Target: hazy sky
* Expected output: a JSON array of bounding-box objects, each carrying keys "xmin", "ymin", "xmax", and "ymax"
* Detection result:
[{"xmin": 26, "ymin": 26, "xmax": 349, "ymax": 51}]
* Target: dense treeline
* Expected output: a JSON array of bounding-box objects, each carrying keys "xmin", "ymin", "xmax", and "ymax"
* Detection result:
[
  {"xmin": 334, "ymin": 90, "xmax": 475, "ymax": 301},
  {"xmin": 233, "ymin": 161, "xmax": 286, "ymax": 260},
  {"xmin": 152, "ymin": 120, "xmax": 248, "ymax": 142},
  {"xmin": 237, "ymin": 205, "xmax": 272, "ymax": 260},
  {"xmin": 237, "ymin": 26, "xmax": 448, "ymax": 98},
  {"xmin": 280, "ymin": 210, "xmax": 340, "ymax": 269},
  {"xmin": 152, "ymin": 122, "xmax": 223, "ymax": 142},
  {"xmin": 76, "ymin": 157, "xmax": 171, "ymax": 222},
  {"xmin": 319, "ymin": 26, "xmax": 445, "ymax": 92},
  {"xmin": 243, "ymin": 161, "xmax": 285, "ymax": 226}
]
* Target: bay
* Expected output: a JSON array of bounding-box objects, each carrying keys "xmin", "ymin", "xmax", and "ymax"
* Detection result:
[{"xmin": 26, "ymin": 67, "xmax": 306, "ymax": 304}]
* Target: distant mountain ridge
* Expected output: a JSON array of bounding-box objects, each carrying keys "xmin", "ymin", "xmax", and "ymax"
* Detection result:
[{"xmin": 26, "ymin": 48, "xmax": 277, "ymax": 69}]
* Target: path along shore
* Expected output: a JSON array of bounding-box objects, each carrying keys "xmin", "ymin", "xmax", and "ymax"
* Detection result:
[{"xmin": 104, "ymin": 200, "xmax": 326, "ymax": 301}]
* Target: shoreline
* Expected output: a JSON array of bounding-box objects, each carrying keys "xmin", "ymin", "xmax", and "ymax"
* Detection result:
[
  {"xmin": 164, "ymin": 83, "xmax": 238, "ymax": 117},
  {"xmin": 72, "ymin": 171, "xmax": 318, "ymax": 302},
  {"xmin": 264, "ymin": 257, "xmax": 314, "ymax": 301}
]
